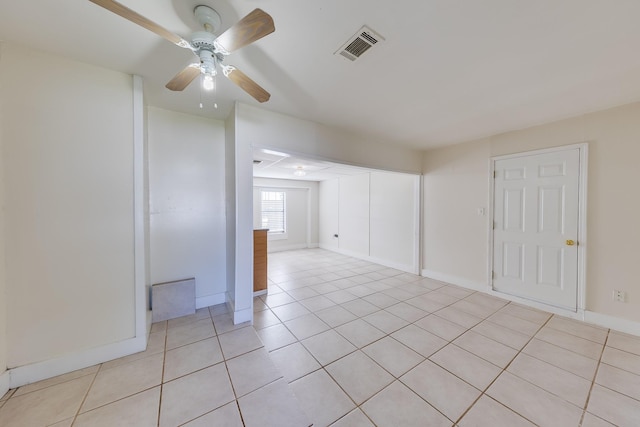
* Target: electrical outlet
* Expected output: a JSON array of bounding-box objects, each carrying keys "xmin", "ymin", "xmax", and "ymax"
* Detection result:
[{"xmin": 613, "ymin": 290, "xmax": 626, "ymax": 302}]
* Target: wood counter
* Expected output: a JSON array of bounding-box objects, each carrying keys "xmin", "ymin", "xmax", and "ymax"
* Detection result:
[{"xmin": 253, "ymin": 229, "xmax": 268, "ymax": 294}]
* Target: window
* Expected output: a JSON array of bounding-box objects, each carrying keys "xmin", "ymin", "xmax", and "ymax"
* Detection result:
[{"xmin": 261, "ymin": 191, "xmax": 286, "ymax": 234}]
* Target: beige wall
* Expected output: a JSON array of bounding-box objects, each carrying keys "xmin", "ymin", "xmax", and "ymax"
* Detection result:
[
  {"xmin": 423, "ymin": 101, "xmax": 640, "ymax": 322},
  {"xmin": 0, "ymin": 43, "xmax": 136, "ymax": 367}
]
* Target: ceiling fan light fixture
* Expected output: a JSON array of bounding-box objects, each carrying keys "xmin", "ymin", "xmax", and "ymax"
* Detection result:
[
  {"xmin": 203, "ymin": 74, "xmax": 215, "ymax": 91},
  {"xmin": 294, "ymin": 167, "xmax": 306, "ymax": 177}
]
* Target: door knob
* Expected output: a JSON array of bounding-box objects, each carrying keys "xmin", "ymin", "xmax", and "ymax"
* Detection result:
[{"xmin": 566, "ymin": 239, "xmax": 575, "ymax": 246}]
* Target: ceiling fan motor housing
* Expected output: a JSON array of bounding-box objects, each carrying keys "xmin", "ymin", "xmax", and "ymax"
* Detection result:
[{"xmin": 194, "ymin": 5, "xmax": 221, "ymax": 33}]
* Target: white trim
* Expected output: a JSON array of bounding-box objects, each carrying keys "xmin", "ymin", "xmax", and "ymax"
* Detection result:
[
  {"xmin": 412, "ymin": 175, "xmax": 421, "ymax": 275},
  {"xmin": 488, "ymin": 143, "xmax": 588, "ymax": 312},
  {"xmin": 132, "ymin": 75, "xmax": 148, "ymax": 340},
  {"xmin": 584, "ymin": 311, "xmax": 640, "ymax": 337},
  {"xmin": 233, "ymin": 307, "xmax": 253, "ymax": 324},
  {"xmin": 0, "ymin": 370, "xmax": 9, "ymax": 399},
  {"xmin": 8, "ymin": 336, "xmax": 146, "ymax": 389},
  {"xmin": 196, "ymin": 292, "xmax": 226, "ymax": 309},
  {"xmin": 253, "ymin": 289, "xmax": 268, "ymax": 297},
  {"xmin": 421, "ymin": 269, "xmax": 487, "ymax": 292}
]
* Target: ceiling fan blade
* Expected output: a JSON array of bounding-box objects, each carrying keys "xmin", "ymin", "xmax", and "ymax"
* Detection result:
[
  {"xmin": 89, "ymin": 0, "xmax": 191, "ymax": 49},
  {"xmin": 214, "ymin": 9, "xmax": 275, "ymax": 54},
  {"xmin": 166, "ymin": 64, "xmax": 201, "ymax": 91},
  {"xmin": 223, "ymin": 65, "xmax": 270, "ymax": 103}
]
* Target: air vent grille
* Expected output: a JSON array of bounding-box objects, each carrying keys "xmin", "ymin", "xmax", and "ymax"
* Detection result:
[
  {"xmin": 335, "ymin": 26, "xmax": 384, "ymax": 61},
  {"xmin": 253, "ymin": 160, "xmax": 263, "ymax": 165}
]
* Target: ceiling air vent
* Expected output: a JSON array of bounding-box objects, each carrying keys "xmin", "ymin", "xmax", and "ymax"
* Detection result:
[
  {"xmin": 253, "ymin": 160, "xmax": 263, "ymax": 165},
  {"xmin": 335, "ymin": 26, "xmax": 385, "ymax": 61}
]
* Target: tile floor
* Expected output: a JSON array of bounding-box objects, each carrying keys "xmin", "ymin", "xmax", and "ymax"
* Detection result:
[{"xmin": 1, "ymin": 248, "xmax": 640, "ymax": 426}]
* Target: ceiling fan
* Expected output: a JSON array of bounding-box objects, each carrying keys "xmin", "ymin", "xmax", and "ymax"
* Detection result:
[{"xmin": 89, "ymin": 0, "xmax": 275, "ymax": 103}]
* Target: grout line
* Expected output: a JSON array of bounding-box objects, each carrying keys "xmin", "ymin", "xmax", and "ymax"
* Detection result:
[
  {"xmin": 579, "ymin": 329, "xmax": 610, "ymax": 425},
  {"xmin": 70, "ymin": 362, "xmax": 103, "ymax": 425},
  {"xmin": 156, "ymin": 328, "xmax": 168, "ymax": 427}
]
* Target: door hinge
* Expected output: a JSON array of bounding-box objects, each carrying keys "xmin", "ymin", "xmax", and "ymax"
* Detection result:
[
  {"xmin": 493, "ymin": 170, "xmax": 497, "ymax": 178},
  {"xmin": 492, "ymin": 271, "xmax": 496, "ymax": 279}
]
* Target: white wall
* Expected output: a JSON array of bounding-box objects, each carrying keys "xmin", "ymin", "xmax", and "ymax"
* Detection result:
[
  {"xmin": 319, "ymin": 172, "xmax": 419, "ymax": 273},
  {"xmin": 148, "ymin": 107, "xmax": 227, "ymax": 308},
  {"xmin": 225, "ymin": 107, "xmax": 237, "ymax": 305},
  {"xmin": 422, "ymin": 101, "xmax": 640, "ymax": 327},
  {"xmin": 0, "ymin": 43, "xmax": 137, "ymax": 368},
  {"xmin": 0, "ymin": 45, "xmax": 6, "ymax": 385},
  {"xmin": 253, "ymin": 178, "xmax": 319, "ymax": 252}
]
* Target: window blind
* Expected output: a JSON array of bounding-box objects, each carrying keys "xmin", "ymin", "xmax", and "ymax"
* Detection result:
[{"xmin": 261, "ymin": 191, "xmax": 286, "ymax": 233}]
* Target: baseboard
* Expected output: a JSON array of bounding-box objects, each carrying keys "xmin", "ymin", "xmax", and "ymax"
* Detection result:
[
  {"xmin": 584, "ymin": 311, "xmax": 640, "ymax": 337},
  {"xmin": 0, "ymin": 369, "xmax": 9, "ymax": 399},
  {"xmin": 421, "ymin": 269, "xmax": 488, "ymax": 292},
  {"xmin": 233, "ymin": 307, "xmax": 253, "ymax": 325},
  {"xmin": 195, "ymin": 292, "xmax": 226, "ymax": 309},
  {"xmin": 8, "ymin": 334, "xmax": 147, "ymax": 389}
]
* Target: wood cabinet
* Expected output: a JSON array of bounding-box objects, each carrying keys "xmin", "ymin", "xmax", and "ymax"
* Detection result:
[{"xmin": 253, "ymin": 229, "xmax": 268, "ymax": 293}]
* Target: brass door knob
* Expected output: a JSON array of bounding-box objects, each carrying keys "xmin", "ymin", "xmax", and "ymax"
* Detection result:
[{"xmin": 566, "ymin": 239, "xmax": 575, "ymax": 246}]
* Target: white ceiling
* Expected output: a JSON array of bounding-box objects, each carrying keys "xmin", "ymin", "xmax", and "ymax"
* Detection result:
[
  {"xmin": 2, "ymin": 1, "xmax": 640, "ymax": 149},
  {"xmin": 253, "ymin": 148, "xmax": 374, "ymax": 182}
]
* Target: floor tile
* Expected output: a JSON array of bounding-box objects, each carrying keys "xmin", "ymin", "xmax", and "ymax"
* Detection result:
[
  {"xmin": 405, "ymin": 294, "xmax": 447, "ymax": 312},
  {"xmin": 325, "ymin": 290, "xmax": 359, "ymax": 304},
  {"xmin": 414, "ymin": 314, "xmax": 467, "ymax": 341},
  {"xmin": 463, "ymin": 293, "xmax": 509, "ymax": 311},
  {"xmin": 270, "ymin": 342, "xmax": 321, "ymax": 382},
  {"xmin": 361, "ymin": 381, "xmax": 450, "ymax": 427},
  {"xmin": 253, "ymin": 309, "xmax": 282, "ymax": 330},
  {"xmin": 581, "ymin": 412, "xmax": 616, "ymax": 427},
  {"xmin": 302, "ymin": 329, "xmax": 357, "ymax": 366},
  {"xmin": 430, "ymin": 344, "xmax": 502, "ymax": 390},
  {"xmin": 256, "ymin": 323, "xmax": 297, "ymax": 351},
  {"xmin": 391, "ymin": 324, "xmax": 447, "ymax": 357},
  {"xmin": 487, "ymin": 311, "xmax": 542, "ymax": 336},
  {"xmin": 101, "ymin": 331, "xmax": 166, "ymax": 369},
  {"xmin": 13, "ymin": 365, "xmax": 98, "ymax": 397},
  {"xmin": 238, "ymin": 379, "xmax": 310, "ymax": 427},
  {"xmin": 451, "ymin": 299, "xmax": 498, "ymax": 319},
  {"xmin": 290, "ymin": 369, "xmax": 355, "ymax": 427},
  {"xmin": 507, "ymin": 353, "xmax": 592, "ymax": 407},
  {"xmin": 472, "ymin": 320, "xmax": 531, "ymax": 350},
  {"xmin": 458, "ymin": 395, "xmax": 535, "ymax": 427},
  {"xmin": 487, "ymin": 371, "xmax": 583, "ymax": 427},
  {"xmin": 271, "ymin": 302, "xmax": 311, "ymax": 322},
  {"xmin": 285, "ymin": 313, "xmax": 330, "ymax": 340},
  {"xmin": 218, "ymin": 326, "xmax": 264, "ymax": 360},
  {"xmin": 587, "ymin": 384, "xmax": 640, "ymax": 426},
  {"xmin": 74, "ymin": 387, "xmax": 160, "ymax": 427},
  {"xmin": 340, "ymin": 299, "xmax": 380, "ymax": 317},
  {"xmin": 326, "ymin": 351, "xmax": 394, "ymax": 405},
  {"xmin": 167, "ymin": 308, "xmax": 211, "ymax": 329},
  {"xmin": 596, "ymin": 362, "xmax": 640, "ymax": 401},
  {"xmin": 212, "ymin": 313, "xmax": 251, "ymax": 335},
  {"xmin": 363, "ymin": 292, "xmax": 400, "ymax": 309},
  {"xmin": 607, "ymin": 331, "xmax": 640, "ymax": 355},
  {"xmin": 163, "ymin": 337, "xmax": 223, "ymax": 382},
  {"xmin": 335, "ymin": 319, "xmax": 386, "ymax": 348},
  {"xmin": 384, "ymin": 302, "xmax": 428, "ymax": 322},
  {"xmin": 536, "ymin": 327, "xmax": 605, "ymax": 360},
  {"xmin": 522, "ymin": 338, "xmax": 598, "ymax": 380},
  {"xmin": 546, "ymin": 316, "xmax": 608, "ymax": 343},
  {"xmin": 159, "ymin": 363, "xmax": 235, "ymax": 427},
  {"xmin": 426, "ymin": 289, "xmax": 461, "ymax": 305},
  {"xmin": 183, "ymin": 402, "xmax": 243, "ymax": 427},
  {"xmin": 330, "ymin": 408, "xmax": 375, "ymax": 427},
  {"xmin": 263, "ymin": 292, "xmax": 296, "ymax": 308},
  {"xmin": 226, "ymin": 348, "xmax": 282, "ymax": 397},
  {"xmin": 300, "ymin": 295, "xmax": 336, "ymax": 312},
  {"xmin": 315, "ymin": 305, "xmax": 358, "ymax": 328},
  {"xmin": 346, "ymin": 284, "xmax": 377, "ymax": 298},
  {"xmin": 601, "ymin": 346, "xmax": 640, "ymax": 375},
  {"xmin": 401, "ymin": 360, "xmax": 481, "ymax": 422},
  {"xmin": 166, "ymin": 317, "xmax": 215, "ymax": 350},
  {"xmin": 454, "ymin": 330, "xmax": 518, "ymax": 368},
  {"xmin": 81, "ymin": 352, "xmax": 163, "ymax": 412},
  {"xmin": 362, "ymin": 336, "xmax": 424, "ymax": 377},
  {"xmin": 286, "ymin": 287, "xmax": 319, "ymax": 301},
  {"xmin": 0, "ymin": 375, "xmax": 92, "ymax": 427},
  {"xmin": 434, "ymin": 306, "xmax": 483, "ymax": 329},
  {"xmin": 363, "ymin": 310, "xmax": 408, "ymax": 334},
  {"xmin": 497, "ymin": 303, "xmax": 551, "ymax": 324}
]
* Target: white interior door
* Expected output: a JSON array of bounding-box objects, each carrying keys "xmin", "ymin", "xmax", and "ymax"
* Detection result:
[{"xmin": 493, "ymin": 148, "xmax": 580, "ymax": 310}]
